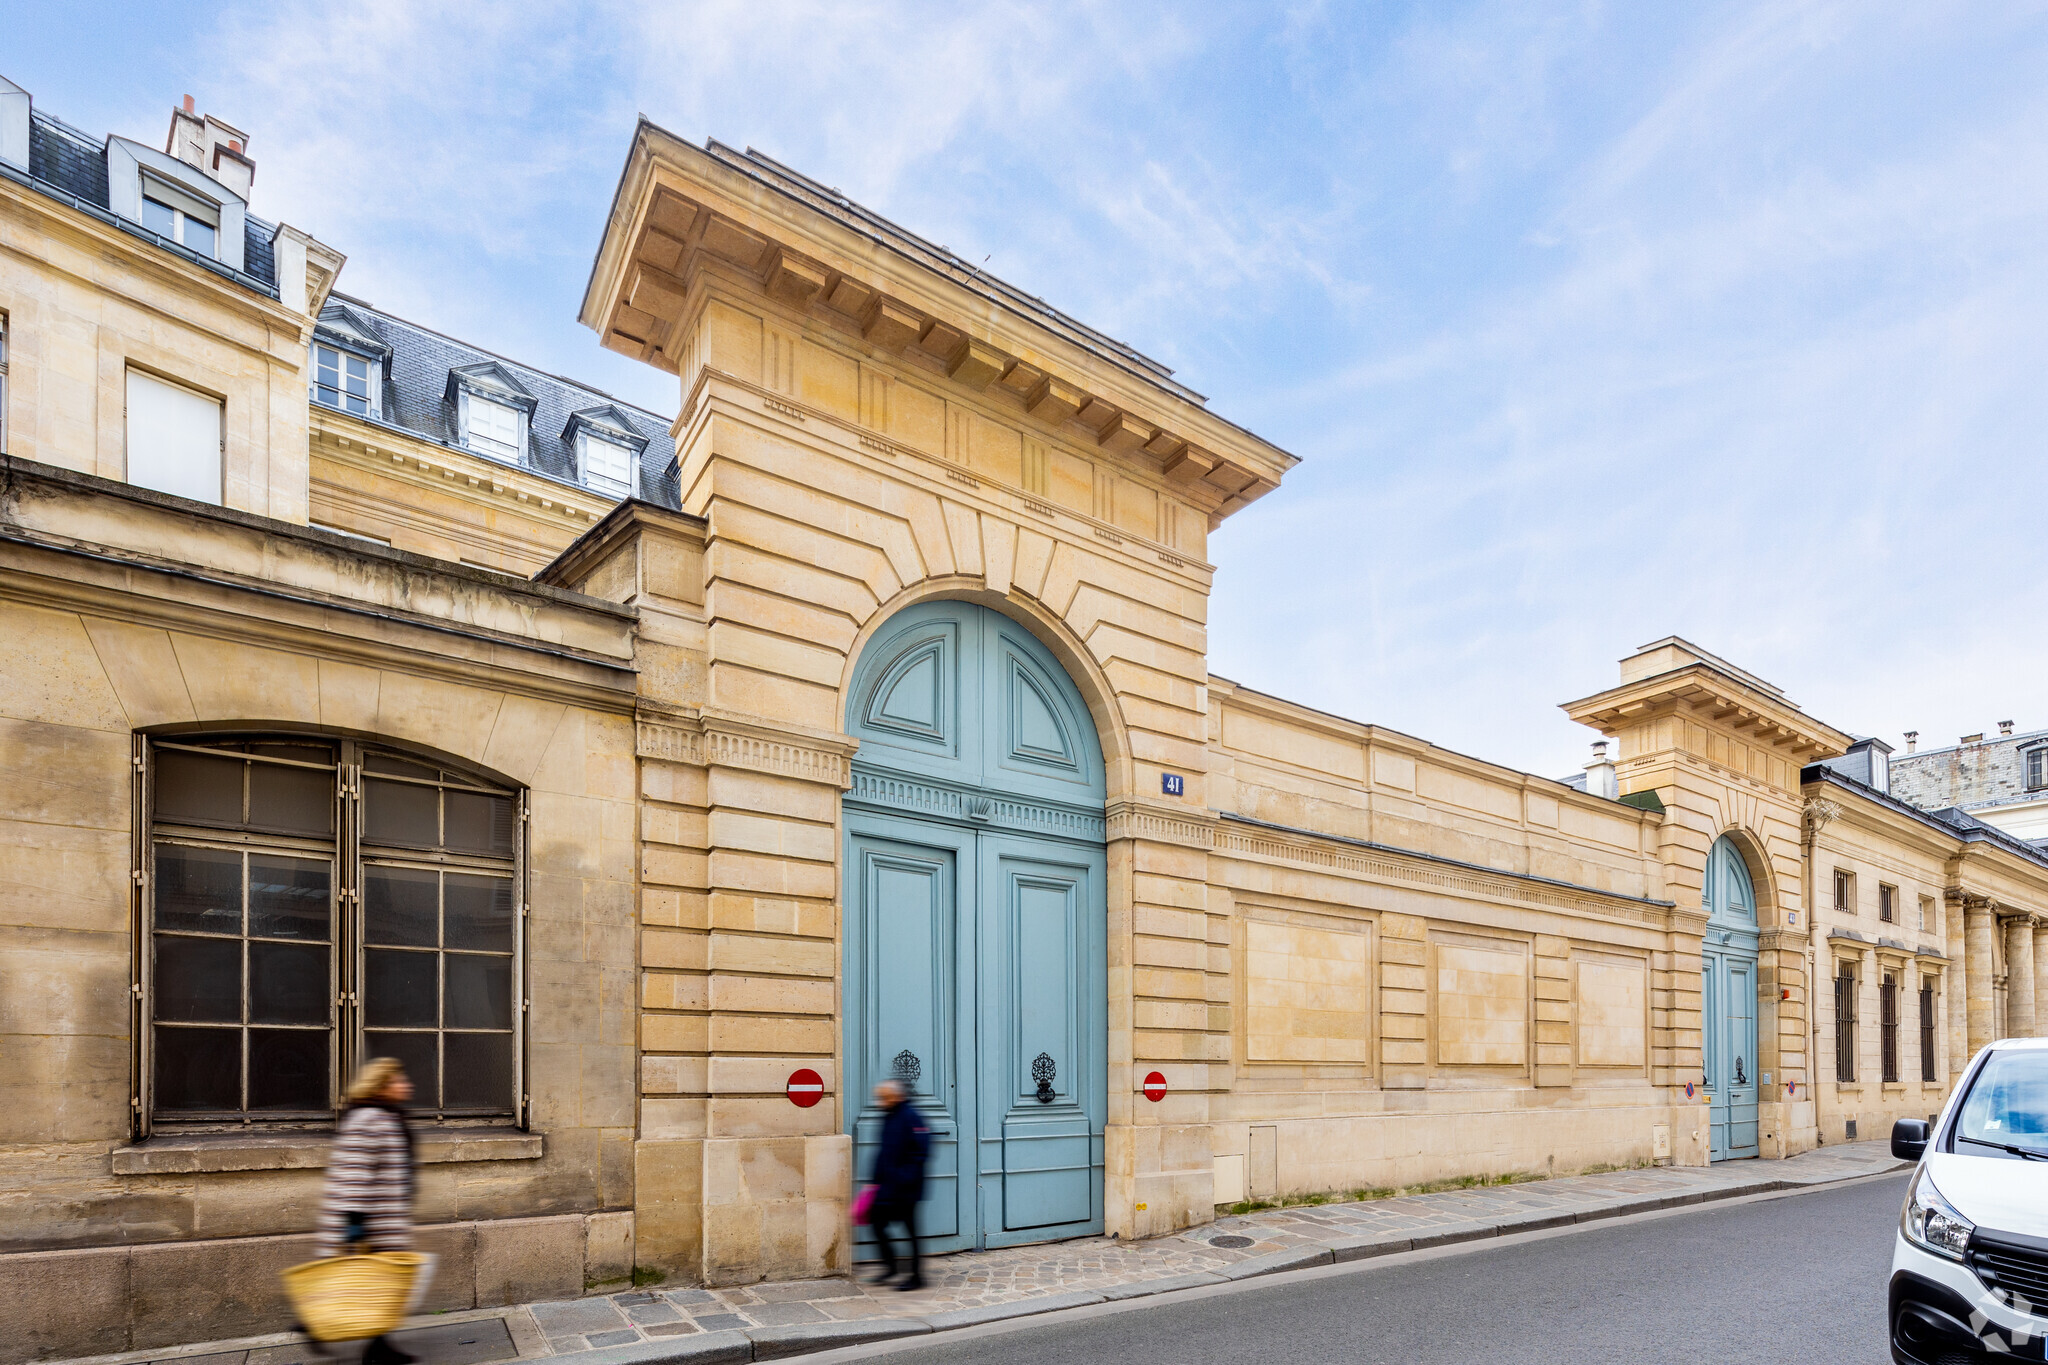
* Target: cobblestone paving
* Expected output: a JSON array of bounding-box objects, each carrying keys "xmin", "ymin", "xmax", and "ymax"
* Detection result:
[{"xmin": 519, "ymin": 1141, "xmax": 1907, "ymax": 1354}]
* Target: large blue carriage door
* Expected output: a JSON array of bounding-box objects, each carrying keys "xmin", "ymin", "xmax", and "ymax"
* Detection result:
[
  {"xmin": 844, "ymin": 601, "xmax": 1107, "ymax": 1253},
  {"xmin": 1702, "ymin": 837, "xmax": 1761, "ymax": 1161}
]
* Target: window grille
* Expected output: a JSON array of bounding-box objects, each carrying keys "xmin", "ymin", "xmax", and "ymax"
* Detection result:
[
  {"xmin": 1833, "ymin": 869, "xmax": 1853, "ymax": 913},
  {"xmin": 1881, "ymin": 973, "xmax": 1899, "ymax": 1084},
  {"xmin": 1919, "ymin": 982, "xmax": 1937, "ymax": 1083},
  {"xmin": 1880, "ymin": 884, "xmax": 1897, "ymax": 924},
  {"xmin": 1834, "ymin": 963, "xmax": 1857, "ymax": 1083},
  {"xmin": 143, "ymin": 735, "xmax": 522, "ymax": 1128}
]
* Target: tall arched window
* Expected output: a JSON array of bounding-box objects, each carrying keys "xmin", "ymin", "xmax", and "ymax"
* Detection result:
[{"xmin": 144, "ymin": 735, "xmax": 523, "ymax": 1128}]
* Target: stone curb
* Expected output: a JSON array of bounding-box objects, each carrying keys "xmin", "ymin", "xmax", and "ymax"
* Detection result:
[{"xmin": 464, "ymin": 1159, "xmax": 1914, "ymax": 1365}]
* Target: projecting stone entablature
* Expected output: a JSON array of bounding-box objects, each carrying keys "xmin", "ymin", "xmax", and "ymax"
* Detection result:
[{"xmin": 581, "ymin": 126, "xmax": 1295, "ymax": 530}]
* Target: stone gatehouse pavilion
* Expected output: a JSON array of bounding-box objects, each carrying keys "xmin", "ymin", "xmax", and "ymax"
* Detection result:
[{"xmin": 3, "ymin": 75, "xmax": 2046, "ymax": 1361}]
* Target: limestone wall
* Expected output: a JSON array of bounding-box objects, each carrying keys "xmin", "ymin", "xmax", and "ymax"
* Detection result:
[
  {"xmin": 1806, "ymin": 790, "xmax": 1955, "ymax": 1145},
  {"xmin": 0, "ymin": 462, "xmax": 641, "ymax": 1356},
  {"xmin": 1199, "ymin": 684, "xmax": 1690, "ymax": 1195},
  {"xmin": 1, "ymin": 177, "xmax": 315, "ymax": 524},
  {"xmin": 308, "ymin": 412, "xmax": 618, "ymax": 573}
]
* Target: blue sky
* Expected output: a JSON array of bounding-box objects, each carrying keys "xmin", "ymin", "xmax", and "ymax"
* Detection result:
[{"xmin": 11, "ymin": 1, "xmax": 2047, "ymax": 780}]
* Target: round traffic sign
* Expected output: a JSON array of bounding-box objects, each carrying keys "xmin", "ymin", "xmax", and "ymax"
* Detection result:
[
  {"xmin": 1142, "ymin": 1071, "xmax": 1167, "ymax": 1103},
  {"xmin": 786, "ymin": 1068, "xmax": 824, "ymax": 1108}
]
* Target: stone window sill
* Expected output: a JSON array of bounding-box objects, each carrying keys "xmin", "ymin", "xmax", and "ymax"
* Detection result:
[{"xmin": 111, "ymin": 1127, "xmax": 543, "ymax": 1175}]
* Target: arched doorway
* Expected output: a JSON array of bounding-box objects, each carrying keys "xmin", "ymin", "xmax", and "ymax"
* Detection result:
[
  {"xmin": 842, "ymin": 601, "xmax": 1108, "ymax": 1253},
  {"xmin": 1702, "ymin": 836, "xmax": 1760, "ymax": 1160}
]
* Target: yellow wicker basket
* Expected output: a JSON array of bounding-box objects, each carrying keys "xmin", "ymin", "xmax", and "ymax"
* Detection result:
[{"xmin": 281, "ymin": 1251, "xmax": 427, "ymax": 1342}]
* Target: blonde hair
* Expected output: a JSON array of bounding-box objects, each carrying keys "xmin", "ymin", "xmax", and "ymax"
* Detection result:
[{"xmin": 346, "ymin": 1056, "xmax": 407, "ymax": 1103}]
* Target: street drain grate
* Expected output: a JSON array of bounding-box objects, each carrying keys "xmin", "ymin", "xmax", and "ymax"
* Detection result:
[{"xmin": 1210, "ymin": 1235, "xmax": 1255, "ymax": 1249}]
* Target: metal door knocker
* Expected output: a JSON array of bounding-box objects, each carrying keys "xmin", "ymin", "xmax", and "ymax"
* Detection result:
[
  {"xmin": 1032, "ymin": 1052, "xmax": 1056, "ymax": 1103},
  {"xmin": 893, "ymin": 1050, "xmax": 921, "ymax": 1088},
  {"xmin": 1734, "ymin": 1056, "xmax": 1747, "ymax": 1085}
]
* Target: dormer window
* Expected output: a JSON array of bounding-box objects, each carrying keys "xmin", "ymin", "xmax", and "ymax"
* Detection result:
[
  {"xmin": 446, "ymin": 362, "xmax": 536, "ymax": 467},
  {"xmin": 464, "ymin": 395, "xmax": 523, "ymax": 462},
  {"xmin": 578, "ymin": 432, "xmax": 635, "ymax": 498},
  {"xmin": 138, "ymin": 174, "xmax": 219, "ymax": 257},
  {"xmin": 2028, "ymin": 747, "xmax": 2048, "ymax": 792},
  {"xmin": 311, "ymin": 344, "xmax": 377, "ymax": 417},
  {"xmin": 564, "ymin": 404, "xmax": 651, "ymax": 501}
]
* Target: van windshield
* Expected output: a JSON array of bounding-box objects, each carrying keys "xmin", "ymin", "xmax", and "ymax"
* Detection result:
[{"xmin": 1955, "ymin": 1050, "xmax": 2048, "ymax": 1158}]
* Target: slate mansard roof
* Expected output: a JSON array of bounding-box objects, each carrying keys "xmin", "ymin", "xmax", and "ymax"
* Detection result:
[
  {"xmin": 12, "ymin": 99, "xmax": 677, "ymax": 509},
  {"xmin": 314, "ymin": 296, "xmax": 680, "ymax": 507},
  {"xmin": 19, "ymin": 110, "xmax": 278, "ymax": 293}
]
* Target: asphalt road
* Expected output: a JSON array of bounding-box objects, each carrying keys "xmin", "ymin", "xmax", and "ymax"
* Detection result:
[{"xmin": 863, "ymin": 1173, "xmax": 1908, "ymax": 1365}]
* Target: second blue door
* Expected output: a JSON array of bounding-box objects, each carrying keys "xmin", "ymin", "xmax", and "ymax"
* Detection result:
[{"xmin": 1702, "ymin": 837, "xmax": 1760, "ymax": 1161}]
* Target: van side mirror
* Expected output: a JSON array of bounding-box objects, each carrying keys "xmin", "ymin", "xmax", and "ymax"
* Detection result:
[{"xmin": 1892, "ymin": 1118, "xmax": 1930, "ymax": 1161}]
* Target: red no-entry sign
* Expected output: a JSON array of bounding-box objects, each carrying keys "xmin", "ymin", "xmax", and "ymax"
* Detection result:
[
  {"xmin": 786, "ymin": 1068, "xmax": 824, "ymax": 1108},
  {"xmin": 1142, "ymin": 1071, "xmax": 1167, "ymax": 1103}
]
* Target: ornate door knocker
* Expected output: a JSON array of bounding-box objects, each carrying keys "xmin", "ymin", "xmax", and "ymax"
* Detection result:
[
  {"xmin": 1733, "ymin": 1056, "xmax": 1747, "ymax": 1086},
  {"xmin": 893, "ymin": 1050, "xmax": 921, "ymax": 1089},
  {"xmin": 1032, "ymin": 1052, "xmax": 1056, "ymax": 1103}
]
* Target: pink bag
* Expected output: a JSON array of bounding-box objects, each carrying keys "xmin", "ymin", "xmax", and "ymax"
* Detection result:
[{"xmin": 851, "ymin": 1185, "xmax": 878, "ymax": 1226}]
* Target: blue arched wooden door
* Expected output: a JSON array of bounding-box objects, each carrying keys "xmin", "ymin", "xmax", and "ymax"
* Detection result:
[
  {"xmin": 1702, "ymin": 836, "xmax": 1760, "ymax": 1160},
  {"xmin": 842, "ymin": 601, "xmax": 1108, "ymax": 1254}
]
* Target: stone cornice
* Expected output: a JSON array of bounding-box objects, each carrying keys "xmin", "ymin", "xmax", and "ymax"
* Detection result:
[
  {"xmin": 536, "ymin": 498, "xmax": 708, "ymax": 591},
  {"xmin": 310, "ymin": 409, "xmax": 607, "ymax": 529},
  {"xmin": 1104, "ymin": 799, "xmax": 1216, "ymax": 849},
  {"xmin": 1564, "ymin": 663, "xmax": 1850, "ymax": 763},
  {"xmin": 636, "ymin": 708, "xmax": 859, "ymax": 788},
  {"xmin": 581, "ymin": 124, "xmax": 1292, "ymax": 527},
  {"xmin": 1212, "ymin": 813, "xmax": 1676, "ymax": 929},
  {"xmin": 846, "ymin": 767, "xmax": 1105, "ymax": 842}
]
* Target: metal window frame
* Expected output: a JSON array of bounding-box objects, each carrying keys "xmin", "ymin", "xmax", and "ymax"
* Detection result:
[
  {"xmin": 1834, "ymin": 963, "xmax": 1858, "ymax": 1084},
  {"xmin": 134, "ymin": 734, "xmax": 527, "ymax": 1133},
  {"xmin": 1919, "ymin": 980, "xmax": 1938, "ymax": 1083},
  {"xmin": 1880, "ymin": 972, "xmax": 1900, "ymax": 1084}
]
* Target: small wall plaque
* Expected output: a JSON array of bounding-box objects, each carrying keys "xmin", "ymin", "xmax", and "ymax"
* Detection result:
[{"xmin": 1161, "ymin": 773, "xmax": 1184, "ymax": 796}]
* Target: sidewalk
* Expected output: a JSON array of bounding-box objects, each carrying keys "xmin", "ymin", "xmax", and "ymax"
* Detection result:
[{"xmin": 68, "ymin": 1142, "xmax": 1907, "ymax": 1365}]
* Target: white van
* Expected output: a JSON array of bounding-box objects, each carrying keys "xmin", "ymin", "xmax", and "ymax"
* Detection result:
[{"xmin": 1891, "ymin": 1036, "xmax": 2048, "ymax": 1362}]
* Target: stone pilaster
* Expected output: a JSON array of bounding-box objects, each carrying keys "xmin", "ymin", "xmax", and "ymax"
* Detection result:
[
  {"xmin": 2010, "ymin": 916, "xmax": 2038, "ymax": 1041},
  {"xmin": 1965, "ymin": 899, "xmax": 1998, "ymax": 1054},
  {"xmin": 1947, "ymin": 891, "xmax": 1970, "ymax": 1074},
  {"xmin": 2036, "ymin": 924, "xmax": 2048, "ymax": 1040}
]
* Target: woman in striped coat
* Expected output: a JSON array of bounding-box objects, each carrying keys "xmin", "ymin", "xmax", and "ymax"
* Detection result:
[{"xmin": 316, "ymin": 1057, "xmax": 417, "ymax": 1363}]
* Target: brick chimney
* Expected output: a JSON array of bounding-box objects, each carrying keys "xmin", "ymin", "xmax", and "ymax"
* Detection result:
[{"xmin": 166, "ymin": 94, "xmax": 254, "ymax": 201}]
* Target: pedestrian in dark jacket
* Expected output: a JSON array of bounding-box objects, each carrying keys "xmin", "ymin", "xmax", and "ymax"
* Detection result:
[
  {"xmin": 317, "ymin": 1057, "xmax": 418, "ymax": 1365},
  {"xmin": 865, "ymin": 1079, "xmax": 930, "ymax": 1290}
]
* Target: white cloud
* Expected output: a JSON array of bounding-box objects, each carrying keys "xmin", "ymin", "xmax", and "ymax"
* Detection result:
[{"xmin": 88, "ymin": 0, "xmax": 2048, "ymax": 781}]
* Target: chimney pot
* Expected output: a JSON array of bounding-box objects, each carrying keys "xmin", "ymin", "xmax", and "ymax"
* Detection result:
[
  {"xmin": 1904, "ymin": 731, "xmax": 1918, "ymax": 753},
  {"xmin": 2000, "ymin": 720, "xmax": 2015, "ymax": 736},
  {"xmin": 182, "ymin": 94, "xmax": 194, "ymax": 113},
  {"xmin": 1592, "ymin": 740, "xmax": 1608, "ymax": 761}
]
